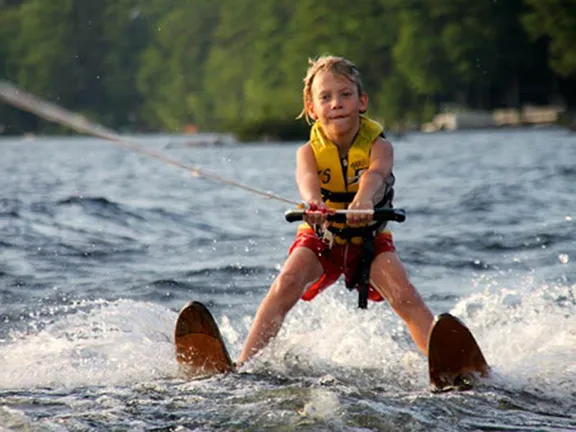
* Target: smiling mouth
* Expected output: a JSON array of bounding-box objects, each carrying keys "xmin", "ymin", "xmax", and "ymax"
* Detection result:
[{"xmin": 330, "ymin": 115, "xmax": 348, "ymax": 120}]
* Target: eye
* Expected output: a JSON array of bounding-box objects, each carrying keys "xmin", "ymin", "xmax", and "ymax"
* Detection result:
[
  {"xmin": 320, "ymin": 94, "xmax": 330, "ymax": 102},
  {"xmin": 342, "ymin": 91, "xmax": 353, "ymax": 98}
]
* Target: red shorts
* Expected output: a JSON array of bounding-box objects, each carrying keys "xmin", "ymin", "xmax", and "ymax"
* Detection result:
[{"xmin": 289, "ymin": 227, "xmax": 396, "ymax": 302}]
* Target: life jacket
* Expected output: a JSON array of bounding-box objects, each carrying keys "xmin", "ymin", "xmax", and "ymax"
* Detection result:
[{"xmin": 301, "ymin": 115, "xmax": 395, "ymax": 245}]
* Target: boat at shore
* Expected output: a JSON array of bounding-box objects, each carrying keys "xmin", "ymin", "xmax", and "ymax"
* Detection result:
[{"xmin": 421, "ymin": 105, "xmax": 568, "ymax": 132}]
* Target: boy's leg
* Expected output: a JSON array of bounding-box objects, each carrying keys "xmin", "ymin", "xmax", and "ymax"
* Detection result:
[
  {"xmin": 369, "ymin": 251, "xmax": 434, "ymax": 355},
  {"xmin": 238, "ymin": 247, "xmax": 324, "ymax": 363}
]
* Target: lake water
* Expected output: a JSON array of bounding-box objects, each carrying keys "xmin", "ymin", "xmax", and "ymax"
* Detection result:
[{"xmin": 0, "ymin": 129, "xmax": 575, "ymax": 431}]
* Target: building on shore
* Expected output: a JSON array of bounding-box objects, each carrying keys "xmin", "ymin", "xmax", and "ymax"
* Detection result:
[{"xmin": 422, "ymin": 105, "xmax": 566, "ymax": 132}]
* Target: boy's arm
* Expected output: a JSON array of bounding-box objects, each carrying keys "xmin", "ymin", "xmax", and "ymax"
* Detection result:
[
  {"xmin": 348, "ymin": 137, "xmax": 393, "ymax": 223},
  {"xmin": 296, "ymin": 143, "xmax": 327, "ymax": 226},
  {"xmin": 296, "ymin": 143, "xmax": 322, "ymax": 203}
]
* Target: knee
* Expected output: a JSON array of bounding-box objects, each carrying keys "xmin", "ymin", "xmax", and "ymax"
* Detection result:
[
  {"xmin": 267, "ymin": 271, "xmax": 307, "ymax": 314},
  {"xmin": 388, "ymin": 284, "xmax": 424, "ymax": 314}
]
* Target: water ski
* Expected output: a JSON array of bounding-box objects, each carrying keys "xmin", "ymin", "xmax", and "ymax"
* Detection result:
[
  {"xmin": 427, "ymin": 313, "xmax": 490, "ymax": 392},
  {"xmin": 174, "ymin": 301, "xmax": 234, "ymax": 377}
]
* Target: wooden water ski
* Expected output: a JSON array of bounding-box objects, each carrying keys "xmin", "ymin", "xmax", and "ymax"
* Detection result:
[
  {"xmin": 428, "ymin": 313, "xmax": 490, "ymax": 392},
  {"xmin": 174, "ymin": 301, "xmax": 234, "ymax": 376}
]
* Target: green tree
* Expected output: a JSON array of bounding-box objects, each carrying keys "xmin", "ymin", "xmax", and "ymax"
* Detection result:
[
  {"xmin": 1, "ymin": 0, "xmax": 574, "ymax": 135},
  {"xmin": 523, "ymin": 0, "xmax": 576, "ymax": 77},
  {"xmin": 391, "ymin": 0, "xmax": 500, "ymax": 109},
  {"xmin": 238, "ymin": 0, "xmax": 295, "ymax": 122},
  {"xmin": 201, "ymin": 0, "xmax": 264, "ymax": 128},
  {"xmin": 13, "ymin": 0, "xmax": 109, "ymax": 117},
  {"xmin": 280, "ymin": 1, "xmax": 395, "ymax": 120},
  {"xmin": 101, "ymin": 0, "xmax": 151, "ymax": 129},
  {"xmin": 137, "ymin": 0, "xmax": 219, "ymax": 131},
  {"xmin": 0, "ymin": 0, "xmax": 37, "ymax": 133}
]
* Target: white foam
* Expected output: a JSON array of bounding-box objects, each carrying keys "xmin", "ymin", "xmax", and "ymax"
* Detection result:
[
  {"xmin": 299, "ymin": 388, "xmax": 341, "ymax": 420},
  {"xmin": 3, "ymin": 277, "xmax": 573, "ymax": 401},
  {"xmin": 227, "ymin": 279, "xmax": 576, "ymax": 399},
  {"xmin": 451, "ymin": 279, "xmax": 576, "ymax": 401},
  {"xmin": 0, "ymin": 300, "xmax": 177, "ymax": 389},
  {"xmin": 233, "ymin": 288, "xmax": 428, "ymax": 389}
]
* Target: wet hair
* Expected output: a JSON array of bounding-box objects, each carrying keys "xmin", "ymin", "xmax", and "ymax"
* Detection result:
[{"xmin": 297, "ymin": 55, "xmax": 365, "ymax": 124}]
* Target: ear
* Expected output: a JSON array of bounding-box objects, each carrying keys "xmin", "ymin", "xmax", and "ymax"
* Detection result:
[
  {"xmin": 306, "ymin": 99, "xmax": 318, "ymax": 120},
  {"xmin": 359, "ymin": 92, "xmax": 368, "ymax": 114}
]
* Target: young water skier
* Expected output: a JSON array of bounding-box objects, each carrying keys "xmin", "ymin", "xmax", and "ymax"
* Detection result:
[{"xmin": 238, "ymin": 55, "xmax": 434, "ymax": 364}]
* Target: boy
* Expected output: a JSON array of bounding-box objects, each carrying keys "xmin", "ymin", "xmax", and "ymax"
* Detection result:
[{"xmin": 238, "ymin": 56, "xmax": 433, "ymax": 364}]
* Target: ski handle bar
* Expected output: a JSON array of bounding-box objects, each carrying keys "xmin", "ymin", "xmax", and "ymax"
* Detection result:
[{"xmin": 284, "ymin": 208, "xmax": 406, "ymax": 223}]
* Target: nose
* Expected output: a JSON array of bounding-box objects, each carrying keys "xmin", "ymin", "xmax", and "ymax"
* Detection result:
[{"xmin": 331, "ymin": 95, "xmax": 343, "ymax": 109}]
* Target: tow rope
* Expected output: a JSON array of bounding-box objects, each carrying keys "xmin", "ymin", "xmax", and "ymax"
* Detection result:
[{"xmin": 0, "ymin": 80, "xmax": 300, "ymax": 206}]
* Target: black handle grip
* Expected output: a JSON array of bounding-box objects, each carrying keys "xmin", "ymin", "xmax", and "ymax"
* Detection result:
[{"xmin": 284, "ymin": 208, "xmax": 406, "ymax": 223}]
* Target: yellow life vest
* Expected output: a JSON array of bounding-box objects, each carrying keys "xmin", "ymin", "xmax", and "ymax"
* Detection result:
[{"xmin": 301, "ymin": 115, "xmax": 394, "ymax": 245}]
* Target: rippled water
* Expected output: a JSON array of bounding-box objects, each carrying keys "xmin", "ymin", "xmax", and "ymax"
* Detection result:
[{"xmin": 1, "ymin": 129, "xmax": 575, "ymax": 431}]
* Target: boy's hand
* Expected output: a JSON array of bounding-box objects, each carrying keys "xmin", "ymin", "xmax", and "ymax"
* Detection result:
[
  {"xmin": 347, "ymin": 199, "xmax": 373, "ymax": 225},
  {"xmin": 304, "ymin": 200, "xmax": 331, "ymax": 226}
]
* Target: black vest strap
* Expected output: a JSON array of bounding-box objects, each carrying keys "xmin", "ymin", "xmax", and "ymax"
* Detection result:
[
  {"xmin": 320, "ymin": 188, "xmax": 355, "ymax": 203},
  {"xmin": 323, "ymin": 171, "xmax": 394, "ymax": 308},
  {"xmin": 326, "ymin": 224, "xmax": 376, "ymax": 239},
  {"xmin": 346, "ymin": 235, "xmax": 375, "ymax": 309}
]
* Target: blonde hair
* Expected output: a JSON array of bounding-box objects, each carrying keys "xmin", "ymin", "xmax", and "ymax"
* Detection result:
[{"xmin": 297, "ymin": 55, "xmax": 365, "ymax": 124}]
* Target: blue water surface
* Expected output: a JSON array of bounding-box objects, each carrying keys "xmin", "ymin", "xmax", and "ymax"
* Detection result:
[{"xmin": 0, "ymin": 128, "xmax": 575, "ymax": 431}]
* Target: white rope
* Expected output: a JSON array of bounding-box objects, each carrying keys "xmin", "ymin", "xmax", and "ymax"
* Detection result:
[{"xmin": 0, "ymin": 80, "xmax": 301, "ymax": 206}]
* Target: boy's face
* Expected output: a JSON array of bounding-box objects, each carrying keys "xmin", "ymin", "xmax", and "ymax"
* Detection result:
[{"xmin": 306, "ymin": 70, "xmax": 368, "ymax": 139}]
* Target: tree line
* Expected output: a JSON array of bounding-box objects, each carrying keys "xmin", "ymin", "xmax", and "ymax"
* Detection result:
[{"xmin": 1, "ymin": 0, "xmax": 575, "ymax": 139}]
